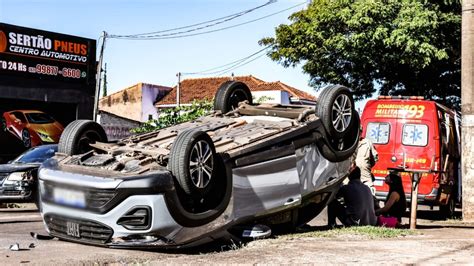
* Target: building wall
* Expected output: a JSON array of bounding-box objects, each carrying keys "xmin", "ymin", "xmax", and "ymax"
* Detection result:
[
  {"xmin": 141, "ymin": 84, "xmax": 171, "ymax": 121},
  {"xmin": 99, "ymin": 84, "xmax": 143, "ymax": 122},
  {"xmin": 252, "ymin": 90, "xmax": 291, "ymax": 104},
  {"xmin": 99, "ymin": 83, "xmax": 172, "ymax": 123},
  {"xmin": 99, "ymin": 112, "xmax": 140, "ymax": 141}
]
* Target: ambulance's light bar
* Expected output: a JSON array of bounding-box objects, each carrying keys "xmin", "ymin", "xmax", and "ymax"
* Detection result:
[{"xmin": 377, "ymin": 95, "xmax": 424, "ymax": 100}]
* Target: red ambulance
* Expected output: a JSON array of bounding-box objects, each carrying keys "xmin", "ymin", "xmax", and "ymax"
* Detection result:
[{"xmin": 360, "ymin": 96, "xmax": 461, "ymax": 218}]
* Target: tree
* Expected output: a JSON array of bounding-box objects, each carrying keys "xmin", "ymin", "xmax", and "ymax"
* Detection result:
[
  {"xmin": 260, "ymin": 0, "xmax": 461, "ymax": 109},
  {"xmin": 131, "ymin": 99, "xmax": 213, "ymax": 133}
]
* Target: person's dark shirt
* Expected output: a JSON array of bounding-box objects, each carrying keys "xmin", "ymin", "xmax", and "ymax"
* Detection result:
[{"xmin": 338, "ymin": 179, "xmax": 378, "ymax": 226}]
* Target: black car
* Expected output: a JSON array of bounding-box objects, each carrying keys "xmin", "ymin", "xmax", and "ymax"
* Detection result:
[{"xmin": 0, "ymin": 144, "xmax": 57, "ymax": 203}]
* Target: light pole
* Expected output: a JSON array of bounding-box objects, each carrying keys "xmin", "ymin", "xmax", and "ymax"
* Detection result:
[{"xmin": 93, "ymin": 31, "xmax": 107, "ymax": 122}]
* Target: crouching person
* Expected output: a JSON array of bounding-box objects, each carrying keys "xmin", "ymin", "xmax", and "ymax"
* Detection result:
[
  {"xmin": 327, "ymin": 167, "xmax": 378, "ymax": 227},
  {"xmin": 375, "ymin": 171, "xmax": 407, "ymax": 228}
]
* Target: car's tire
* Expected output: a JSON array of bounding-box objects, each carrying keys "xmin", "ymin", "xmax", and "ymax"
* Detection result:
[
  {"xmin": 164, "ymin": 153, "xmax": 232, "ymax": 227},
  {"xmin": 22, "ymin": 129, "xmax": 31, "ymax": 148},
  {"xmin": 316, "ymin": 85, "xmax": 355, "ymax": 139},
  {"xmin": 214, "ymin": 81, "xmax": 253, "ymax": 113},
  {"xmin": 169, "ymin": 129, "xmax": 217, "ymax": 197},
  {"xmin": 316, "ymin": 112, "xmax": 360, "ymax": 162},
  {"xmin": 58, "ymin": 120, "xmax": 107, "ymax": 155}
]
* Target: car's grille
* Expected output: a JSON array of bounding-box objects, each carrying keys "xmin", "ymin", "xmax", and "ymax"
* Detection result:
[
  {"xmin": 2, "ymin": 190, "xmax": 22, "ymax": 196},
  {"xmin": 44, "ymin": 214, "xmax": 113, "ymax": 245},
  {"xmin": 42, "ymin": 182, "xmax": 117, "ymax": 211}
]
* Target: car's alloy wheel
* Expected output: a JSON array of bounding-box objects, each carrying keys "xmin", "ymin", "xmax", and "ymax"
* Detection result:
[
  {"xmin": 22, "ymin": 129, "xmax": 31, "ymax": 148},
  {"xmin": 316, "ymin": 84, "xmax": 355, "ymax": 139},
  {"xmin": 314, "ymin": 85, "xmax": 360, "ymax": 162},
  {"xmin": 189, "ymin": 140, "xmax": 214, "ymax": 189},
  {"xmin": 169, "ymin": 129, "xmax": 217, "ymax": 197},
  {"xmin": 332, "ymin": 94, "xmax": 352, "ymax": 133}
]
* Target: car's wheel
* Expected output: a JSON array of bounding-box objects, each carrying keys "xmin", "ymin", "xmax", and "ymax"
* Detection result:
[
  {"xmin": 316, "ymin": 85, "xmax": 355, "ymax": 139},
  {"xmin": 58, "ymin": 120, "xmax": 107, "ymax": 155},
  {"xmin": 316, "ymin": 112, "xmax": 360, "ymax": 162},
  {"xmin": 440, "ymin": 196, "xmax": 455, "ymax": 219},
  {"xmin": 214, "ymin": 81, "xmax": 253, "ymax": 113},
  {"xmin": 169, "ymin": 129, "xmax": 217, "ymax": 197},
  {"xmin": 22, "ymin": 129, "xmax": 31, "ymax": 148}
]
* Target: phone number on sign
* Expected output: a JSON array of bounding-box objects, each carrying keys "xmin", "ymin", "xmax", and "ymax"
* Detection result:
[{"xmin": 32, "ymin": 64, "xmax": 83, "ymax": 78}]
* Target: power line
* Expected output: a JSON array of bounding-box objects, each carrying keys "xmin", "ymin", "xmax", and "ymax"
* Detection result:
[
  {"xmin": 215, "ymin": 53, "xmax": 268, "ymax": 76},
  {"xmin": 109, "ymin": 0, "xmax": 277, "ymax": 39},
  {"xmin": 109, "ymin": 1, "xmax": 306, "ymax": 40},
  {"xmin": 182, "ymin": 46, "xmax": 271, "ymax": 75}
]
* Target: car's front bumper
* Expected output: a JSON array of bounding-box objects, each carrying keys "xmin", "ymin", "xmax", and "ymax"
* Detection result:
[
  {"xmin": 38, "ymin": 164, "xmax": 230, "ymax": 248},
  {"xmin": 38, "ymin": 163, "xmax": 188, "ymax": 247},
  {"xmin": 41, "ymin": 193, "xmax": 183, "ymax": 247},
  {"xmin": 0, "ymin": 180, "xmax": 35, "ymax": 202}
]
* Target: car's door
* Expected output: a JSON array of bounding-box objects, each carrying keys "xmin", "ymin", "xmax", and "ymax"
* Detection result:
[
  {"xmin": 231, "ymin": 153, "xmax": 301, "ymax": 219},
  {"xmin": 10, "ymin": 112, "xmax": 27, "ymax": 137}
]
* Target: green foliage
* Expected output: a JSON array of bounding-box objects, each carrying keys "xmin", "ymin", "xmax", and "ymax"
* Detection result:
[
  {"xmin": 283, "ymin": 226, "xmax": 417, "ymax": 240},
  {"xmin": 131, "ymin": 99, "xmax": 213, "ymax": 134},
  {"xmin": 260, "ymin": 0, "xmax": 461, "ymax": 109},
  {"xmin": 253, "ymin": 95, "xmax": 275, "ymax": 104}
]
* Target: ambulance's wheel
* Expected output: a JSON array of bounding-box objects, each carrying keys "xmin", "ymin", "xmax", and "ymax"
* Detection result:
[
  {"xmin": 214, "ymin": 81, "xmax": 253, "ymax": 113},
  {"xmin": 58, "ymin": 120, "xmax": 108, "ymax": 155},
  {"xmin": 316, "ymin": 85, "xmax": 355, "ymax": 139},
  {"xmin": 440, "ymin": 196, "xmax": 455, "ymax": 219}
]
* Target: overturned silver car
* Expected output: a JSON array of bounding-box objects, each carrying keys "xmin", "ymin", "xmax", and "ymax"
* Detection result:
[{"xmin": 38, "ymin": 81, "xmax": 359, "ymax": 248}]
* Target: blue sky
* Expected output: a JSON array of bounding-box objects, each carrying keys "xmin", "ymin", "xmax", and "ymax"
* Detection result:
[{"xmin": 0, "ymin": 0, "xmax": 372, "ymax": 110}]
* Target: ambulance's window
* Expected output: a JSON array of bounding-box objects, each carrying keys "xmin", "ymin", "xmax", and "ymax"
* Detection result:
[
  {"xmin": 402, "ymin": 124, "xmax": 428, "ymax": 146},
  {"xmin": 366, "ymin": 122, "xmax": 390, "ymax": 144}
]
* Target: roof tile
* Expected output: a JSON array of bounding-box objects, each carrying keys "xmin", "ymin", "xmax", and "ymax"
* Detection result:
[{"xmin": 157, "ymin": 75, "xmax": 315, "ymax": 106}]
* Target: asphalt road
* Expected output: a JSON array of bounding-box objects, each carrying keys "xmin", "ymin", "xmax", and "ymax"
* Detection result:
[{"xmin": 1, "ymin": 206, "xmax": 473, "ymax": 264}]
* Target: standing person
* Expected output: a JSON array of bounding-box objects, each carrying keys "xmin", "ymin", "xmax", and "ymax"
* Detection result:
[
  {"xmin": 355, "ymin": 126, "xmax": 378, "ymax": 191},
  {"xmin": 376, "ymin": 171, "xmax": 407, "ymax": 223},
  {"xmin": 327, "ymin": 167, "xmax": 378, "ymax": 227}
]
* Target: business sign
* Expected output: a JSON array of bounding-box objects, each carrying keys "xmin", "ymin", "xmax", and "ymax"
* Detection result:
[{"xmin": 0, "ymin": 23, "xmax": 96, "ymax": 84}]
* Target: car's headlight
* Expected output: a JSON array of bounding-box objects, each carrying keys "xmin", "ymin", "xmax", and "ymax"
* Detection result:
[
  {"xmin": 7, "ymin": 172, "xmax": 27, "ymax": 181},
  {"xmin": 37, "ymin": 131, "xmax": 50, "ymax": 139}
]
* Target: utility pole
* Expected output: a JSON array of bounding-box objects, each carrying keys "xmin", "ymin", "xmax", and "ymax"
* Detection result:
[
  {"xmin": 93, "ymin": 31, "xmax": 107, "ymax": 122},
  {"xmin": 461, "ymin": 0, "xmax": 474, "ymax": 221},
  {"xmin": 176, "ymin": 72, "xmax": 181, "ymax": 107},
  {"xmin": 102, "ymin": 63, "xmax": 108, "ymax": 97}
]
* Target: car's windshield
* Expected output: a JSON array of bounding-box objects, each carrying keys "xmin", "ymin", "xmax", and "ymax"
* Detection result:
[
  {"xmin": 25, "ymin": 112, "xmax": 55, "ymax": 124},
  {"xmin": 12, "ymin": 145, "xmax": 58, "ymax": 164}
]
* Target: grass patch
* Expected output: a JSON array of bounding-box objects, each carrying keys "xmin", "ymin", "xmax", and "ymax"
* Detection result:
[{"xmin": 282, "ymin": 226, "xmax": 418, "ymax": 240}]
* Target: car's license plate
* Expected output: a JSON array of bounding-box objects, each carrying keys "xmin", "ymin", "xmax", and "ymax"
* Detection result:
[
  {"xmin": 66, "ymin": 221, "xmax": 81, "ymax": 238},
  {"xmin": 53, "ymin": 188, "xmax": 85, "ymax": 208},
  {"xmin": 374, "ymin": 179, "xmax": 384, "ymax": 187}
]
